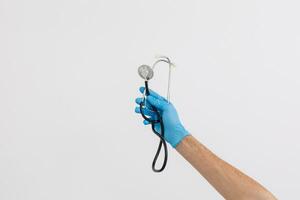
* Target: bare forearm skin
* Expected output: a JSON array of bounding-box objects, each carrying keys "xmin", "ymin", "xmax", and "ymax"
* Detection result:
[{"xmin": 176, "ymin": 135, "xmax": 277, "ymax": 200}]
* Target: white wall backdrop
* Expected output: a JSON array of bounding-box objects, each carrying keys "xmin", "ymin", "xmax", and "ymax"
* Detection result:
[{"xmin": 1, "ymin": 0, "xmax": 299, "ymax": 199}]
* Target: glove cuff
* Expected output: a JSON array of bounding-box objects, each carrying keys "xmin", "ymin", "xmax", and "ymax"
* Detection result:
[{"xmin": 170, "ymin": 125, "xmax": 190, "ymax": 148}]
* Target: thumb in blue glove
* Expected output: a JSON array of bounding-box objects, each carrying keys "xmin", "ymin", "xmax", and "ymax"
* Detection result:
[{"xmin": 135, "ymin": 87, "xmax": 190, "ymax": 148}]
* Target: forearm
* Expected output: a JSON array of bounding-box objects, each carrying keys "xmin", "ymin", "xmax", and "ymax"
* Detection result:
[{"xmin": 176, "ymin": 135, "xmax": 276, "ymax": 200}]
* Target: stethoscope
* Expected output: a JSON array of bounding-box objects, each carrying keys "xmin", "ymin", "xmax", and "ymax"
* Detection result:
[{"xmin": 137, "ymin": 56, "xmax": 175, "ymax": 172}]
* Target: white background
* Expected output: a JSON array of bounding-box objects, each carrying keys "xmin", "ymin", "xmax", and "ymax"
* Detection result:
[{"xmin": 0, "ymin": 0, "xmax": 299, "ymax": 199}]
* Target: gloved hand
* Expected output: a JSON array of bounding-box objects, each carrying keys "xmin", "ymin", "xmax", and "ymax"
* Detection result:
[{"xmin": 135, "ymin": 86, "xmax": 190, "ymax": 148}]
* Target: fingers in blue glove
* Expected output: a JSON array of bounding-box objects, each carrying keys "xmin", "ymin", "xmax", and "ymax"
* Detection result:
[
  {"xmin": 147, "ymin": 96, "xmax": 168, "ymax": 110},
  {"xmin": 135, "ymin": 103, "xmax": 158, "ymax": 126},
  {"xmin": 135, "ymin": 106, "xmax": 156, "ymax": 117},
  {"xmin": 135, "ymin": 97, "xmax": 143, "ymax": 105},
  {"xmin": 139, "ymin": 87, "xmax": 167, "ymax": 101},
  {"xmin": 143, "ymin": 120, "xmax": 150, "ymax": 125},
  {"xmin": 137, "ymin": 87, "xmax": 169, "ymax": 110},
  {"xmin": 135, "ymin": 97, "xmax": 156, "ymax": 112}
]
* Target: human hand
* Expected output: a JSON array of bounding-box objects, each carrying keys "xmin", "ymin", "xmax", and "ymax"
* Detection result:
[{"xmin": 135, "ymin": 87, "xmax": 189, "ymax": 148}]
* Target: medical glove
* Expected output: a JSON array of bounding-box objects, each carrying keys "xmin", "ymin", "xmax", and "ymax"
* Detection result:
[{"xmin": 135, "ymin": 86, "xmax": 190, "ymax": 148}]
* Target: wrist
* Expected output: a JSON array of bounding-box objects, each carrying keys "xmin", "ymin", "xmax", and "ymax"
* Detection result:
[{"xmin": 170, "ymin": 124, "xmax": 190, "ymax": 148}]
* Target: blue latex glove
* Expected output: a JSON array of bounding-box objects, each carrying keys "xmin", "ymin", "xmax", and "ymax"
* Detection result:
[{"xmin": 135, "ymin": 87, "xmax": 190, "ymax": 148}]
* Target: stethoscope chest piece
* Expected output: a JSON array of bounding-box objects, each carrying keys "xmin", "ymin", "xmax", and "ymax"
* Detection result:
[{"xmin": 138, "ymin": 65, "xmax": 154, "ymax": 80}]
